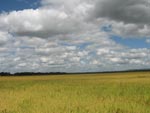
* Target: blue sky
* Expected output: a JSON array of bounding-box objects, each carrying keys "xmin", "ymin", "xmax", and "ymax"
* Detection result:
[
  {"xmin": 0, "ymin": 0, "xmax": 150, "ymax": 73},
  {"xmin": 111, "ymin": 35, "xmax": 150, "ymax": 49},
  {"xmin": 0, "ymin": 0, "xmax": 40, "ymax": 12},
  {"xmin": 101, "ymin": 25, "xmax": 150, "ymax": 49}
]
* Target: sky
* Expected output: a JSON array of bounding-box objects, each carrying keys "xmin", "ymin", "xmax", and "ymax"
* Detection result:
[{"xmin": 0, "ymin": 0, "xmax": 150, "ymax": 73}]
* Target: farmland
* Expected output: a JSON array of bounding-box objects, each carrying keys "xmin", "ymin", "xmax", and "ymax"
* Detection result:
[{"xmin": 0, "ymin": 72, "xmax": 150, "ymax": 113}]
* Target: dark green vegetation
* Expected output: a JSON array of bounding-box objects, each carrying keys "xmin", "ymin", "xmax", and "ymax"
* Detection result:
[{"xmin": 0, "ymin": 72, "xmax": 150, "ymax": 113}]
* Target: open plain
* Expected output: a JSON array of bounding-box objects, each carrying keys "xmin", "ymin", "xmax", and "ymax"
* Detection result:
[{"xmin": 0, "ymin": 72, "xmax": 150, "ymax": 113}]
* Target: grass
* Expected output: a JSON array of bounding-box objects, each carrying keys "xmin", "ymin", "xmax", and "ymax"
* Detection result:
[{"xmin": 0, "ymin": 72, "xmax": 150, "ymax": 113}]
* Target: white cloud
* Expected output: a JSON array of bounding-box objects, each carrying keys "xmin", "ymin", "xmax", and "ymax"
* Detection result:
[
  {"xmin": 0, "ymin": 0, "xmax": 150, "ymax": 73},
  {"xmin": 0, "ymin": 9, "xmax": 81, "ymax": 38},
  {"xmin": 0, "ymin": 31, "xmax": 11, "ymax": 46},
  {"xmin": 146, "ymin": 39, "xmax": 150, "ymax": 44}
]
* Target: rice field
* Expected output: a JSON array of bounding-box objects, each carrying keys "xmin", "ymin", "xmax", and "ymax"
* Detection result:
[{"xmin": 0, "ymin": 72, "xmax": 150, "ymax": 113}]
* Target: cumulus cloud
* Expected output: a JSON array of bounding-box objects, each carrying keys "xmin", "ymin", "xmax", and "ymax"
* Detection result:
[
  {"xmin": 93, "ymin": 0, "xmax": 150, "ymax": 24},
  {"xmin": 146, "ymin": 39, "xmax": 150, "ymax": 44},
  {"xmin": 0, "ymin": 0, "xmax": 150, "ymax": 73},
  {"xmin": 91, "ymin": 0, "xmax": 150, "ymax": 38},
  {"xmin": 0, "ymin": 9, "xmax": 85, "ymax": 38},
  {"xmin": 0, "ymin": 31, "xmax": 11, "ymax": 46}
]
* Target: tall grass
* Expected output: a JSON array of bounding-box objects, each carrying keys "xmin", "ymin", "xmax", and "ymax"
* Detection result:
[{"xmin": 0, "ymin": 72, "xmax": 150, "ymax": 113}]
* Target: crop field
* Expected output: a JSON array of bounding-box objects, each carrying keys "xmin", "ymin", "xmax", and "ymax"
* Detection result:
[{"xmin": 0, "ymin": 72, "xmax": 150, "ymax": 113}]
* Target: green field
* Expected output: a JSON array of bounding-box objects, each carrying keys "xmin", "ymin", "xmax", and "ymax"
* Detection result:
[{"xmin": 0, "ymin": 72, "xmax": 150, "ymax": 113}]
